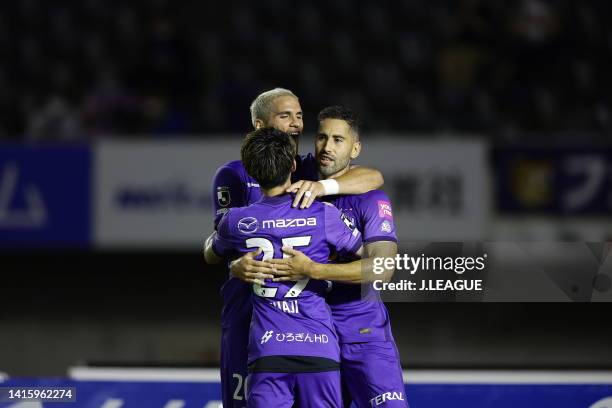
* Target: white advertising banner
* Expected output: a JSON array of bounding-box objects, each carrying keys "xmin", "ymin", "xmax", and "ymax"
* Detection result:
[
  {"xmin": 95, "ymin": 137, "xmax": 488, "ymax": 248},
  {"xmin": 356, "ymin": 138, "xmax": 489, "ymax": 241},
  {"xmin": 95, "ymin": 138, "xmax": 242, "ymax": 248}
]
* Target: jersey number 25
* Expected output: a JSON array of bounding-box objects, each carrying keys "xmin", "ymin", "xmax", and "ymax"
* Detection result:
[{"xmin": 246, "ymin": 236, "xmax": 311, "ymax": 298}]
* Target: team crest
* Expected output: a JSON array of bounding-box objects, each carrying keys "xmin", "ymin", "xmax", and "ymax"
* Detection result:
[
  {"xmin": 381, "ymin": 220, "xmax": 392, "ymax": 233},
  {"xmin": 217, "ymin": 186, "xmax": 231, "ymax": 207},
  {"xmin": 340, "ymin": 212, "xmax": 356, "ymax": 231}
]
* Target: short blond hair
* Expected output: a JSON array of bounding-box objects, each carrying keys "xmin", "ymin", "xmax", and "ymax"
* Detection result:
[{"xmin": 249, "ymin": 88, "xmax": 298, "ymax": 127}]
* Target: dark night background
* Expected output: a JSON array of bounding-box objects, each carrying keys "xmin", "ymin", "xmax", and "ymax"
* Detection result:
[{"xmin": 1, "ymin": 0, "xmax": 612, "ymax": 377}]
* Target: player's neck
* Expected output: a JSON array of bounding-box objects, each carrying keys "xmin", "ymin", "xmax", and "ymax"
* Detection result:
[{"xmin": 261, "ymin": 180, "xmax": 291, "ymax": 197}]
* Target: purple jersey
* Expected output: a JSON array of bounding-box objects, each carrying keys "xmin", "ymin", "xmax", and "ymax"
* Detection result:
[
  {"xmin": 211, "ymin": 155, "xmax": 318, "ymax": 406},
  {"xmin": 212, "ymin": 159, "xmax": 263, "ymax": 340},
  {"xmin": 340, "ymin": 342, "xmax": 408, "ymax": 407},
  {"xmin": 212, "ymin": 194, "xmax": 362, "ymax": 364},
  {"xmin": 247, "ymin": 371, "xmax": 342, "ymax": 407},
  {"xmin": 211, "ymin": 156, "xmax": 319, "ymax": 325},
  {"xmin": 326, "ymin": 190, "xmax": 398, "ymax": 343},
  {"xmin": 212, "ymin": 160, "xmax": 262, "ymax": 229},
  {"xmin": 212, "ymin": 154, "xmax": 317, "ymax": 229}
]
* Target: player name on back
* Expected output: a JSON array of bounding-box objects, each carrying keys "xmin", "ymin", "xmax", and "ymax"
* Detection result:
[{"xmin": 270, "ymin": 300, "xmax": 300, "ymax": 314}]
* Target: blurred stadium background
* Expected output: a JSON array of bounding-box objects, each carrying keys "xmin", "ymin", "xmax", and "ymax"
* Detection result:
[{"xmin": 1, "ymin": 0, "xmax": 612, "ymax": 406}]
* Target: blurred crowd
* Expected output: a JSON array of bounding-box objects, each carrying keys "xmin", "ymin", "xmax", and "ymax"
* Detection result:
[{"xmin": 1, "ymin": 0, "xmax": 611, "ymax": 141}]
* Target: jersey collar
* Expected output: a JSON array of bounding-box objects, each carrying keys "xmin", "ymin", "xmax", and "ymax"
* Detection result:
[{"xmin": 257, "ymin": 194, "xmax": 293, "ymax": 206}]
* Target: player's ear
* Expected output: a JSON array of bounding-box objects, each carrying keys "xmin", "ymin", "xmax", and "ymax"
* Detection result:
[
  {"xmin": 254, "ymin": 119, "xmax": 264, "ymax": 130},
  {"xmin": 291, "ymin": 158, "xmax": 297, "ymax": 173},
  {"xmin": 350, "ymin": 140, "xmax": 361, "ymax": 160}
]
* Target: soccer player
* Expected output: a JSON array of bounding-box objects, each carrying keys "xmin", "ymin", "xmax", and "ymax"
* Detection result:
[
  {"xmin": 205, "ymin": 128, "xmax": 363, "ymax": 407},
  {"xmin": 269, "ymin": 106, "xmax": 408, "ymax": 407},
  {"xmin": 210, "ymin": 88, "xmax": 384, "ymax": 407}
]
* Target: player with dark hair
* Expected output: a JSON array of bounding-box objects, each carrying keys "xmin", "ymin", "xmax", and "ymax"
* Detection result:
[
  {"xmin": 209, "ymin": 88, "xmax": 384, "ymax": 407},
  {"xmin": 205, "ymin": 128, "xmax": 363, "ymax": 407},
  {"xmin": 269, "ymin": 106, "xmax": 409, "ymax": 407}
]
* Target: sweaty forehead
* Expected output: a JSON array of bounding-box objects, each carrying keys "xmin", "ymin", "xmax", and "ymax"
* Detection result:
[{"xmin": 271, "ymin": 96, "xmax": 301, "ymax": 114}]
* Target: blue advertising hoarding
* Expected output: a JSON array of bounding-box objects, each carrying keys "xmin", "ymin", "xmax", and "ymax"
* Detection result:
[
  {"xmin": 494, "ymin": 147, "xmax": 612, "ymax": 215},
  {"xmin": 0, "ymin": 380, "xmax": 611, "ymax": 408},
  {"xmin": 0, "ymin": 144, "xmax": 91, "ymax": 247},
  {"xmin": 1, "ymin": 370, "xmax": 612, "ymax": 408}
]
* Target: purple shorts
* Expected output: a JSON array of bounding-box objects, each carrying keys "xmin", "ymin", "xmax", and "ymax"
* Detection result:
[
  {"xmin": 221, "ymin": 324, "xmax": 249, "ymax": 408},
  {"xmin": 340, "ymin": 342, "xmax": 408, "ymax": 408},
  {"xmin": 246, "ymin": 371, "xmax": 342, "ymax": 407}
]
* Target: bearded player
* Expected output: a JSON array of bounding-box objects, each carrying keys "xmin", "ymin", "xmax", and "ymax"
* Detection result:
[
  {"xmin": 210, "ymin": 89, "xmax": 384, "ymax": 407},
  {"xmin": 269, "ymin": 106, "xmax": 408, "ymax": 407},
  {"xmin": 205, "ymin": 128, "xmax": 363, "ymax": 406}
]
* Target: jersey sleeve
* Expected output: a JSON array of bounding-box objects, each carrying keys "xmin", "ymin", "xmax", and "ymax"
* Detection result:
[
  {"xmin": 358, "ymin": 191, "xmax": 398, "ymax": 243},
  {"xmin": 212, "ymin": 163, "xmax": 246, "ymax": 229},
  {"xmin": 211, "ymin": 210, "xmax": 238, "ymax": 258},
  {"xmin": 292, "ymin": 153, "xmax": 319, "ymax": 183},
  {"xmin": 323, "ymin": 202, "xmax": 362, "ymax": 257}
]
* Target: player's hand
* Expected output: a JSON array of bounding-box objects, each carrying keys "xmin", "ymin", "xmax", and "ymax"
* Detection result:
[
  {"xmin": 230, "ymin": 248, "xmax": 275, "ymax": 285},
  {"xmin": 286, "ymin": 180, "xmax": 325, "ymax": 209},
  {"xmin": 269, "ymin": 247, "xmax": 313, "ymax": 281}
]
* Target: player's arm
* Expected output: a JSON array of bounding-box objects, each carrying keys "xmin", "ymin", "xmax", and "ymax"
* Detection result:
[
  {"xmin": 203, "ymin": 212, "xmax": 274, "ymax": 284},
  {"xmin": 208, "ymin": 163, "xmax": 274, "ymax": 282},
  {"xmin": 205, "ymin": 165, "xmax": 241, "ymax": 263},
  {"xmin": 288, "ymin": 162, "xmax": 384, "ymax": 208},
  {"xmin": 203, "ymin": 232, "xmax": 222, "ymax": 264},
  {"xmin": 211, "ymin": 163, "xmax": 245, "ymax": 229},
  {"xmin": 270, "ymin": 203, "xmax": 364, "ymax": 281},
  {"xmin": 273, "ymin": 192, "xmax": 398, "ymax": 283},
  {"xmin": 317, "ymin": 241, "xmax": 396, "ymax": 283},
  {"xmin": 328, "ymin": 190, "xmax": 398, "ymax": 283},
  {"xmin": 204, "ymin": 163, "xmax": 242, "ymax": 262},
  {"xmin": 203, "ymin": 213, "xmax": 274, "ymax": 285},
  {"xmin": 271, "ymin": 241, "xmax": 396, "ymax": 284},
  {"xmin": 229, "ymin": 248, "xmax": 274, "ymax": 285},
  {"xmin": 204, "ymin": 212, "xmax": 235, "ymax": 265},
  {"xmin": 335, "ymin": 165, "xmax": 384, "ymax": 194}
]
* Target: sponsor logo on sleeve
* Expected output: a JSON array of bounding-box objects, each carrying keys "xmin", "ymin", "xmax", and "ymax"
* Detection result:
[
  {"xmin": 378, "ymin": 200, "xmax": 393, "ymax": 219},
  {"xmin": 217, "ymin": 186, "xmax": 231, "ymax": 207},
  {"xmin": 237, "ymin": 217, "xmax": 258, "ymax": 234}
]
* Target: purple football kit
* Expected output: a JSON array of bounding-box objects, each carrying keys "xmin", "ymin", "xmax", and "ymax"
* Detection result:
[
  {"xmin": 247, "ymin": 371, "xmax": 341, "ymax": 408},
  {"xmin": 210, "ymin": 153, "xmax": 318, "ymax": 408},
  {"xmin": 212, "ymin": 194, "xmax": 362, "ymax": 407},
  {"xmin": 327, "ymin": 190, "xmax": 408, "ymax": 408}
]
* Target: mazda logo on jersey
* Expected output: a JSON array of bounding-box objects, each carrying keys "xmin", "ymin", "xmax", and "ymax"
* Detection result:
[
  {"xmin": 217, "ymin": 186, "xmax": 231, "ymax": 207},
  {"xmin": 237, "ymin": 217, "xmax": 258, "ymax": 234}
]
